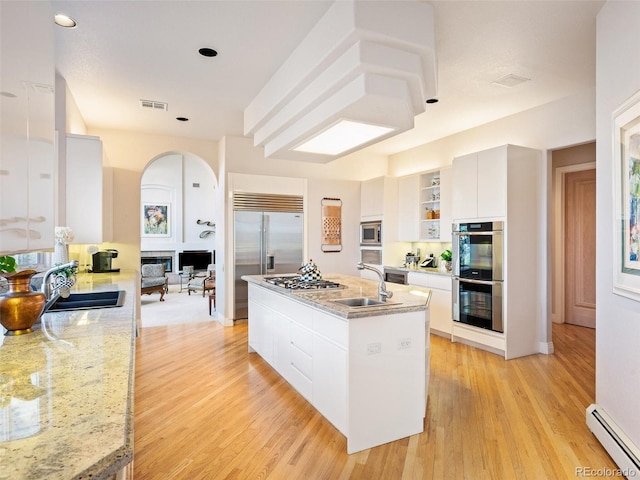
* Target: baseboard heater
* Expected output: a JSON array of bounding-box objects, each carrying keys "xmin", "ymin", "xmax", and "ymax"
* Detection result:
[{"xmin": 587, "ymin": 404, "xmax": 640, "ymax": 477}]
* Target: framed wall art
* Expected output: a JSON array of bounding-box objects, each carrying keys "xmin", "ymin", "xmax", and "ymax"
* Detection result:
[
  {"xmin": 142, "ymin": 203, "xmax": 170, "ymax": 237},
  {"xmin": 613, "ymin": 89, "xmax": 640, "ymax": 301}
]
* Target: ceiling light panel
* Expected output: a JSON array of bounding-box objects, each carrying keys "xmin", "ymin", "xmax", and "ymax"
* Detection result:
[
  {"xmin": 293, "ymin": 120, "xmax": 395, "ymax": 155},
  {"xmin": 244, "ymin": 0, "xmax": 437, "ymax": 163}
]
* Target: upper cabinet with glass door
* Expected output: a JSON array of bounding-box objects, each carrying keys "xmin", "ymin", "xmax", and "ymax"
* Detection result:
[{"xmin": 0, "ymin": 1, "xmax": 55, "ymax": 254}]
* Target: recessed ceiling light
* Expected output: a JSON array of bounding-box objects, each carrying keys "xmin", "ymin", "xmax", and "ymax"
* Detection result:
[
  {"xmin": 176, "ymin": 117, "xmax": 189, "ymax": 122},
  {"xmin": 198, "ymin": 48, "xmax": 218, "ymax": 58},
  {"xmin": 426, "ymin": 98, "xmax": 438, "ymax": 104},
  {"xmin": 54, "ymin": 13, "xmax": 77, "ymax": 28}
]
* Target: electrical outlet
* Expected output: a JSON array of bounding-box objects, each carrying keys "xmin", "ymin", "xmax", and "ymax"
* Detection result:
[
  {"xmin": 398, "ymin": 338, "xmax": 412, "ymax": 350},
  {"xmin": 367, "ymin": 342, "xmax": 382, "ymax": 355}
]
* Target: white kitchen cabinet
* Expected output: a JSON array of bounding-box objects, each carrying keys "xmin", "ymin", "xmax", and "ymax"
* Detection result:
[
  {"xmin": 476, "ymin": 147, "xmax": 507, "ymax": 218},
  {"xmin": 407, "ymin": 271, "xmax": 452, "ymax": 335},
  {"xmin": 397, "ymin": 174, "xmax": 420, "ymax": 241},
  {"xmin": 451, "ymin": 153, "xmax": 478, "ymax": 220},
  {"xmin": 66, "ymin": 134, "xmax": 113, "ymax": 244},
  {"xmin": 361, "ymin": 176, "xmax": 385, "ymax": 218},
  {"xmin": 452, "ymin": 145, "xmax": 523, "ymax": 220},
  {"xmin": 0, "ymin": 1, "xmax": 55, "ymax": 254},
  {"xmin": 360, "ymin": 176, "xmax": 400, "ymax": 268},
  {"xmin": 450, "ymin": 144, "xmax": 544, "ymax": 359},
  {"xmin": 312, "ymin": 331, "xmax": 347, "ymax": 434}
]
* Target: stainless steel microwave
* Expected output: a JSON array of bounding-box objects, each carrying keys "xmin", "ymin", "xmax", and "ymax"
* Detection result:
[{"xmin": 360, "ymin": 221, "xmax": 382, "ymax": 246}]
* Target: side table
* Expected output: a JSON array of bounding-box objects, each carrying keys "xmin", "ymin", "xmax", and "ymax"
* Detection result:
[{"xmin": 178, "ymin": 271, "xmax": 194, "ymax": 293}]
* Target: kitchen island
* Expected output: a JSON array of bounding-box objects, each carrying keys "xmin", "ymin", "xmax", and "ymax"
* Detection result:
[
  {"xmin": 0, "ymin": 270, "xmax": 138, "ymax": 479},
  {"xmin": 242, "ymin": 273, "xmax": 431, "ymax": 454}
]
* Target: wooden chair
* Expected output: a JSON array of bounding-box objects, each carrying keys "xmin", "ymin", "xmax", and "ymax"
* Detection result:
[
  {"xmin": 187, "ymin": 264, "xmax": 215, "ymax": 297},
  {"xmin": 140, "ymin": 264, "xmax": 168, "ymax": 301}
]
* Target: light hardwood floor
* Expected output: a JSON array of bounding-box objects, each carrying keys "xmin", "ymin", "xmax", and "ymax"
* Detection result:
[{"xmin": 134, "ymin": 322, "xmax": 617, "ymax": 479}]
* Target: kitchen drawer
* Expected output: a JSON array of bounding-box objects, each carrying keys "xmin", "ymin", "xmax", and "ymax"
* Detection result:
[
  {"xmin": 288, "ymin": 363, "xmax": 313, "ymax": 402},
  {"xmin": 312, "ymin": 310, "xmax": 347, "ymax": 348},
  {"xmin": 290, "ymin": 343, "xmax": 313, "ymax": 379},
  {"xmin": 428, "ymin": 274, "xmax": 452, "ymax": 291},
  {"xmin": 281, "ymin": 296, "xmax": 313, "ymax": 329},
  {"xmin": 291, "ymin": 322, "xmax": 313, "ymax": 356}
]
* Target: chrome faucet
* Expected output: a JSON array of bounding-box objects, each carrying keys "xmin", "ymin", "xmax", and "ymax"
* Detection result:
[
  {"xmin": 356, "ymin": 262, "xmax": 393, "ymax": 302},
  {"xmin": 41, "ymin": 260, "xmax": 78, "ymax": 301}
]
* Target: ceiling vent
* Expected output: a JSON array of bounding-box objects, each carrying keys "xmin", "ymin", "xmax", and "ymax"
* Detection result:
[
  {"xmin": 140, "ymin": 99, "xmax": 168, "ymax": 111},
  {"xmin": 492, "ymin": 74, "xmax": 530, "ymax": 88}
]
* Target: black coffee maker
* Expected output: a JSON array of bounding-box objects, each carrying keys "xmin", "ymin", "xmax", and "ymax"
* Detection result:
[{"xmin": 91, "ymin": 249, "xmax": 120, "ymax": 273}]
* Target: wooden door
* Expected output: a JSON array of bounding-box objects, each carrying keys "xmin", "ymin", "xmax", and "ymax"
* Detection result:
[{"xmin": 564, "ymin": 169, "xmax": 596, "ymax": 328}]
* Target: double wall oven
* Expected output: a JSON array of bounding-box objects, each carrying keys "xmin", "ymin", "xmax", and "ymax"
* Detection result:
[{"xmin": 452, "ymin": 221, "xmax": 504, "ymax": 333}]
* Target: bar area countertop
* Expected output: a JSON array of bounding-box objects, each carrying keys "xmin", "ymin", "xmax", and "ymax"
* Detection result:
[
  {"xmin": 242, "ymin": 273, "xmax": 431, "ymax": 319},
  {"xmin": 0, "ymin": 270, "xmax": 138, "ymax": 480}
]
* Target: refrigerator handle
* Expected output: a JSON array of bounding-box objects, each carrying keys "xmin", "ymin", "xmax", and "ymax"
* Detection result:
[{"xmin": 260, "ymin": 215, "xmax": 265, "ymax": 274}]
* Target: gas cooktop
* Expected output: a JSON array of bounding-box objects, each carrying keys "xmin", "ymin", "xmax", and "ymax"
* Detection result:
[{"xmin": 263, "ymin": 275, "xmax": 345, "ymax": 290}]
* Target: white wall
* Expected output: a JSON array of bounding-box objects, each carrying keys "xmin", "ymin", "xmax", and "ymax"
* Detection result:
[
  {"xmin": 307, "ymin": 178, "xmax": 361, "ymax": 277},
  {"xmin": 87, "ymin": 127, "xmax": 218, "ymax": 273},
  {"xmin": 595, "ymin": 0, "xmax": 640, "ymax": 452},
  {"xmin": 387, "ymin": 88, "xmax": 596, "ymax": 177}
]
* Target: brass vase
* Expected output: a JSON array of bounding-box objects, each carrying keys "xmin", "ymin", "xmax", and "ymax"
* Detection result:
[{"xmin": 0, "ymin": 270, "xmax": 46, "ymax": 336}]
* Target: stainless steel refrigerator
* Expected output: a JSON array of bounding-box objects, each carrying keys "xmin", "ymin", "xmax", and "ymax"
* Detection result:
[{"xmin": 233, "ymin": 210, "xmax": 303, "ymax": 319}]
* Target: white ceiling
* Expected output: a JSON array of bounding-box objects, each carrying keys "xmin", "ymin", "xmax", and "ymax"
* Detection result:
[{"xmin": 52, "ymin": 0, "xmax": 604, "ymax": 159}]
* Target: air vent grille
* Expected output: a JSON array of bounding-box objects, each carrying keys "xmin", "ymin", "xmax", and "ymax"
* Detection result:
[
  {"xmin": 492, "ymin": 74, "xmax": 530, "ymax": 88},
  {"xmin": 233, "ymin": 192, "xmax": 304, "ymax": 213},
  {"xmin": 140, "ymin": 99, "xmax": 168, "ymax": 111}
]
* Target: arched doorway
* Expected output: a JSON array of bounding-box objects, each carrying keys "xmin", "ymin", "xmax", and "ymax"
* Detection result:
[{"xmin": 139, "ymin": 152, "xmax": 218, "ymax": 325}]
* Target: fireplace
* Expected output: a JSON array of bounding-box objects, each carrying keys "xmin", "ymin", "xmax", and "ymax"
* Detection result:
[
  {"xmin": 179, "ymin": 250, "xmax": 214, "ymax": 272},
  {"xmin": 141, "ymin": 250, "xmax": 174, "ymax": 273}
]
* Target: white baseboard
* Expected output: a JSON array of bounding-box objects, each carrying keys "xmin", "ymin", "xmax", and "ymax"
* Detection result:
[
  {"xmin": 586, "ymin": 404, "xmax": 640, "ymax": 477},
  {"xmin": 539, "ymin": 341, "xmax": 554, "ymax": 354}
]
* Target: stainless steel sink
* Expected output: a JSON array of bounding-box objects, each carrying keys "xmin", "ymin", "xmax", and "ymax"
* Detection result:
[
  {"xmin": 46, "ymin": 290, "xmax": 126, "ymax": 312},
  {"xmin": 332, "ymin": 297, "xmax": 392, "ymax": 307}
]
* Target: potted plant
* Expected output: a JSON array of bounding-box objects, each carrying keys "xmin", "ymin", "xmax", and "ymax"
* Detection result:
[
  {"xmin": 52, "ymin": 262, "xmax": 78, "ymax": 291},
  {"xmin": 0, "ymin": 255, "xmax": 46, "ymax": 335},
  {"xmin": 440, "ymin": 249, "xmax": 453, "ymax": 272}
]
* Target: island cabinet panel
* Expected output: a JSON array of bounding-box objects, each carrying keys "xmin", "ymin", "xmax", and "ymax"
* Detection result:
[
  {"xmin": 245, "ymin": 280, "xmax": 430, "ymax": 454},
  {"xmin": 313, "ymin": 332, "xmax": 347, "ymax": 434},
  {"xmin": 247, "ymin": 298, "xmax": 275, "ymax": 365},
  {"xmin": 348, "ymin": 312, "xmax": 426, "ymax": 454}
]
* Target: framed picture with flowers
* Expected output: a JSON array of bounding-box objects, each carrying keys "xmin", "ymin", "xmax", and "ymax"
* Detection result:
[
  {"xmin": 613, "ymin": 89, "xmax": 640, "ymax": 301},
  {"xmin": 142, "ymin": 203, "xmax": 170, "ymax": 237}
]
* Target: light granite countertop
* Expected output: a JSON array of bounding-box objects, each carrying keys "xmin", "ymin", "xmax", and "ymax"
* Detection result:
[
  {"xmin": 242, "ymin": 273, "xmax": 431, "ymax": 319},
  {"xmin": 383, "ymin": 265, "xmax": 452, "ymax": 276},
  {"xmin": 0, "ymin": 270, "xmax": 137, "ymax": 480}
]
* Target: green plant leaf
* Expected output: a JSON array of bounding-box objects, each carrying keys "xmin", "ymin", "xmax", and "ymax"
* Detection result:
[
  {"xmin": 0, "ymin": 255, "xmax": 17, "ymax": 273},
  {"xmin": 440, "ymin": 249, "xmax": 452, "ymax": 261}
]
